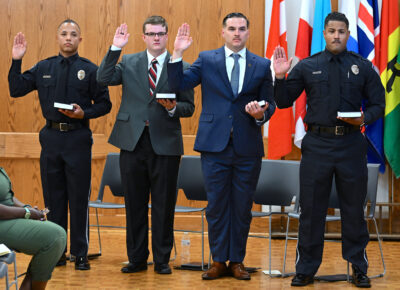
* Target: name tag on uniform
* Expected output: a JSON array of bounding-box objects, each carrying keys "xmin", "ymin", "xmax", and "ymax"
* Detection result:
[
  {"xmin": 312, "ymin": 71, "xmax": 322, "ymax": 74},
  {"xmin": 42, "ymin": 75, "xmax": 52, "ymax": 78}
]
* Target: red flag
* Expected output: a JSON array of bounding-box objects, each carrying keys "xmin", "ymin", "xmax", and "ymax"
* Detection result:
[
  {"xmin": 266, "ymin": 0, "xmax": 294, "ymax": 159},
  {"xmin": 294, "ymin": 0, "xmax": 314, "ymax": 148}
]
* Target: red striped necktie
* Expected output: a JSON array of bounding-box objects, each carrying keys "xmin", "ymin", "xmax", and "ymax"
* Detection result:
[{"xmin": 149, "ymin": 58, "xmax": 158, "ymax": 96}]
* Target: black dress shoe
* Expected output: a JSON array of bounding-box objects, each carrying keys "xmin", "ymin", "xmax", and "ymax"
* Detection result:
[
  {"xmin": 55, "ymin": 253, "xmax": 67, "ymax": 267},
  {"xmin": 75, "ymin": 256, "xmax": 90, "ymax": 270},
  {"xmin": 352, "ymin": 265, "xmax": 371, "ymax": 288},
  {"xmin": 121, "ymin": 261, "xmax": 148, "ymax": 273},
  {"xmin": 154, "ymin": 263, "xmax": 172, "ymax": 274},
  {"xmin": 291, "ymin": 273, "xmax": 314, "ymax": 286}
]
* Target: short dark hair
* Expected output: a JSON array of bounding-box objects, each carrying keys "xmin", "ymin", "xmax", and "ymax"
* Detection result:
[
  {"xmin": 58, "ymin": 19, "xmax": 81, "ymax": 32},
  {"xmin": 324, "ymin": 12, "xmax": 349, "ymax": 29},
  {"xmin": 143, "ymin": 15, "xmax": 168, "ymax": 33},
  {"xmin": 222, "ymin": 12, "xmax": 249, "ymax": 28}
]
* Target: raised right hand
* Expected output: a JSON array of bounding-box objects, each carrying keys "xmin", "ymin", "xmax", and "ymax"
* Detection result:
[
  {"xmin": 12, "ymin": 32, "xmax": 27, "ymax": 60},
  {"xmin": 113, "ymin": 23, "xmax": 130, "ymax": 49},
  {"xmin": 273, "ymin": 46, "xmax": 292, "ymax": 79},
  {"xmin": 172, "ymin": 23, "xmax": 193, "ymax": 60}
]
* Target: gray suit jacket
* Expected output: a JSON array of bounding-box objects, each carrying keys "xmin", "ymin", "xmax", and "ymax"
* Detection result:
[{"xmin": 97, "ymin": 49, "xmax": 194, "ymax": 155}]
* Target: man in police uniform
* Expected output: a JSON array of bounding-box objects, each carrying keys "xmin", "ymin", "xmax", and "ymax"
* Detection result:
[
  {"xmin": 8, "ymin": 19, "xmax": 111, "ymax": 271},
  {"xmin": 273, "ymin": 12, "xmax": 385, "ymax": 288}
]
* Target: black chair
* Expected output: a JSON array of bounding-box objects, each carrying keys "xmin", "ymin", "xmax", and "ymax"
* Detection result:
[
  {"xmin": 251, "ymin": 159, "xmax": 300, "ymax": 277},
  {"xmin": 175, "ymin": 155, "xmax": 209, "ymax": 270},
  {"xmin": 0, "ymin": 250, "xmax": 18, "ymax": 290},
  {"xmin": 88, "ymin": 153, "xmax": 125, "ymax": 257},
  {"xmin": 282, "ymin": 163, "xmax": 384, "ymax": 281}
]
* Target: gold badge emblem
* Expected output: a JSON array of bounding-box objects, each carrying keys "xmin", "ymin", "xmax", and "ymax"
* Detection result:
[
  {"xmin": 77, "ymin": 70, "xmax": 85, "ymax": 80},
  {"xmin": 351, "ymin": 65, "xmax": 359, "ymax": 75}
]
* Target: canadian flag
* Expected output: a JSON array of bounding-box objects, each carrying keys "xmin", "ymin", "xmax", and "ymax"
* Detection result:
[
  {"xmin": 266, "ymin": 0, "xmax": 294, "ymax": 159},
  {"xmin": 293, "ymin": 0, "xmax": 314, "ymax": 148}
]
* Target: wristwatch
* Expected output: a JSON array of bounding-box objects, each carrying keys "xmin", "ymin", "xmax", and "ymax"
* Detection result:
[{"xmin": 24, "ymin": 207, "xmax": 31, "ymax": 219}]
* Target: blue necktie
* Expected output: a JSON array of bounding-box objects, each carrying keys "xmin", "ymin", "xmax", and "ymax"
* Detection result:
[{"xmin": 230, "ymin": 53, "xmax": 240, "ymax": 98}]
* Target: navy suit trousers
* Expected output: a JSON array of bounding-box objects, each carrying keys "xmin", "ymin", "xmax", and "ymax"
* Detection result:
[{"xmin": 201, "ymin": 139, "xmax": 261, "ymax": 262}]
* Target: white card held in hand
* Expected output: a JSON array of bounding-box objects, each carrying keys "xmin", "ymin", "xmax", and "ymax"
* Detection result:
[
  {"xmin": 337, "ymin": 111, "xmax": 362, "ymax": 118},
  {"xmin": 258, "ymin": 100, "xmax": 266, "ymax": 107},
  {"xmin": 54, "ymin": 102, "xmax": 74, "ymax": 110},
  {"xmin": 156, "ymin": 93, "xmax": 176, "ymax": 99}
]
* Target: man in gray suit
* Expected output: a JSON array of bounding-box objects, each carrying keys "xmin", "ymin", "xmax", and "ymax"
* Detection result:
[{"xmin": 97, "ymin": 15, "xmax": 194, "ymax": 275}]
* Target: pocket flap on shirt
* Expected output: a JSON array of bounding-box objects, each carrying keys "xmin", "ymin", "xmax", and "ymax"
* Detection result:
[{"xmin": 116, "ymin": 112, "xmax": 130, "ymax": 121}]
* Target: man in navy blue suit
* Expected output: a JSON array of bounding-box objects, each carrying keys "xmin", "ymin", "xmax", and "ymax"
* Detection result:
[{"xmin": 168, "ymin": 12, "xmax": 275, "ymax": 280}]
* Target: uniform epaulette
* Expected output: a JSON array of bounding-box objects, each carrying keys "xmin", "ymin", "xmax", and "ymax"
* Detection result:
[
  {"xmin": 80, "ymin": 57, "xmax": 93, "ymax": 64},
  {"xmin": 44, "ymin": 56, "xmax": 58, "ymax": 61},
  {"xmin": 348, "ymin": 51, "xmax": 366, "ymax": 60},
  {"xmin": 308, "ymin": 51, "xmax": 323, "ymax": 59}
]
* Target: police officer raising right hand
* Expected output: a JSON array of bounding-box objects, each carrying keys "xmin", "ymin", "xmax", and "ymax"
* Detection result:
[
  {"xmin": 8, "ymin": 19, "xmax": 111, "ymax": 271},
  {"xmin": 273, "ymin": 12, "xmax": 385, "ymax": 288}
]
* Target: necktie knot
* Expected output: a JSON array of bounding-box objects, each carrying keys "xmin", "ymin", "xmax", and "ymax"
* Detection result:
[
  {"xmin": 151, "ymin": 58, "xmax": 158, "ymax": 67},
  {"xmin": 331, "ymin": 55, "xmax": 340, "ymax": 64},
  {"xmin": 232, "ymin": 53, "xmax": 240, "ymax": 61},
  {"xmin": 60, "ymin": 58, "xmax": 70, "ymax": 66}
]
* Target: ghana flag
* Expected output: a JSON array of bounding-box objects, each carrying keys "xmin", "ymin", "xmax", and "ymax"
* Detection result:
[{"xmin": 380, "ymin": 0, "xmax": 400, "ymax": 177}]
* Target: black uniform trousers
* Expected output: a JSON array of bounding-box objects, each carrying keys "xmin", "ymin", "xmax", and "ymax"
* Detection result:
[
  {"xmin": 296, "ymin": 130, "xmax": 370, "ymax": 276},
  {"xmin": 120, "ymin": 127, "xmax": 180, "ymax": 264},
  {"xmin": 39, "ymin": 125, "xmax": 92, "ymax": 258}
]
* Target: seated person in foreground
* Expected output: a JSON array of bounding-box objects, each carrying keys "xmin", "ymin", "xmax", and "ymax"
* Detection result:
[{"xmin": 0, "ymin": 167, "xmax": 66, "ymax": 290}]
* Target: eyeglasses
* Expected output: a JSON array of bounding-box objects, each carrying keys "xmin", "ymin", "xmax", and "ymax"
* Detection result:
[{"xmin": 144, "ymin": 32, "xmax": 167, "ymax": 37}]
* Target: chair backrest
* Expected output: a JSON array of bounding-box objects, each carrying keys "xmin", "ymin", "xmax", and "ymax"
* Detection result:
[
  {"xmin": 0, "ymin": 261, "xmax": 7, "ymax": 278},
  {"xmin": 253, "ymin": 160, "xmax": 300, "ymax": 206},
  {"xmin": 365, "ymin": 163, "xmax": 380, "ymax": 218},
  {"xmin": 96, "ymin": 153, "xmax": 124, "ymax": 201},
  {"xmin": 328, "ymin": 176, "xmax": 341, "ymax": 209},
  {"xmin": 328, "ymin": 163, "xmax": 380, "ymax": 212},
  {"xmin": 177, "ymin": 156, "xmax": 207, "ymax": 201}
]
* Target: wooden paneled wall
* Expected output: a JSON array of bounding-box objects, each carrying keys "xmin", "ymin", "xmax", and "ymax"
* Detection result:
[
  {"xmin": 0, "ymin": 0, "xmax": 270, "ymax": 210},
  {"xmin": 0, "ymin": 0, "xmax": 268, "ymax": 136}
]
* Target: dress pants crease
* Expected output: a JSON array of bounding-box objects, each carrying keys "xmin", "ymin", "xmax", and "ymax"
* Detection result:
[
  {"xmin": 296, "ymin": 131, "xmax": 369, "ymax": 276},
  {"xmin": 120, "ymin": 128, "xmax": 180, "ymax": 264},
  {"xmin": 39, "ymin": 126, "xmax": 92, "ymax": 257},
  {"xmin": 201, "ymin": 140, "xmax": 261, "ymax": 262}
]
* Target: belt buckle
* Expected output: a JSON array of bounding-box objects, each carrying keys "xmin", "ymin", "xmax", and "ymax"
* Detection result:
[
  {"xmin": 335, "ymin": 126, "xmax": 344, "ymax": 135},
  {"xmin": 59, "ymin": 123, "xmax": 69, "ymax": 132}
]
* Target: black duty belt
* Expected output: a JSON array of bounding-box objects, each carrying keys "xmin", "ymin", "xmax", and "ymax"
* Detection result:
[
  {"xmin": 307, "ymin": 124, "xmax": 360, "ymax": 136},
  {"xmin": 47, "ymin": 120, "xmax": 88, "ymax": 132}
]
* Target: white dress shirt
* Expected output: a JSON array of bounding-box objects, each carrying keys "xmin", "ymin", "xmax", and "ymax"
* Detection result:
[{"xmin": 224, "ymin": 46, "xmax": 246, "ymax": 95}]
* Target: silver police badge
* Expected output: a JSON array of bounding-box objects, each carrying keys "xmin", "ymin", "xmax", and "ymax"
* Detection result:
[
  {"xmin": 351, "ymin": 64, "xmax": 359, "ymax": 75},
  {"xmin": 77, "ymin": 70, "xmax": 85, "ymax": 80}
]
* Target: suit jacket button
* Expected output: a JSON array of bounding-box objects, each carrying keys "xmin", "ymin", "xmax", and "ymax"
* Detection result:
[{"xmin": 228, "ymin": 115, "xmax": 232, "ymax": 119}]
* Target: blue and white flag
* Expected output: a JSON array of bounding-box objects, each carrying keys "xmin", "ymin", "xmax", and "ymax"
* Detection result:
[
  {"xmin": 310, "ymin": 0, "xmax": 331, "ymax": 55},
  {"xmin": 339, "ymin": 0, "xmax": 358, "ymax": 52},
  {"xmin": 357, "ymin": 0, "xmax": 385, "ymax": 173}
]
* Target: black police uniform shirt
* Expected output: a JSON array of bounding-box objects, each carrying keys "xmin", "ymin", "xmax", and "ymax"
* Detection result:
[
  {"xmin": 274, "ymin": 49, "xmax": 385, "ymax": 127},
  {"xmin": 8, "ymin": 53, "xmax": 111, "ymax": 123}
]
